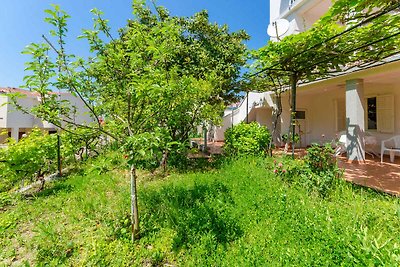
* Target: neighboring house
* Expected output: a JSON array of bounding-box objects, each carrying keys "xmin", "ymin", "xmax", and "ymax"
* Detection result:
[
  {"xmin": 0, "ymin": 87, "xmax": 94, "ymax": 143},
  {"xmin": 220, "ymin": 0, "xmax": 400, "ymax": 162}
]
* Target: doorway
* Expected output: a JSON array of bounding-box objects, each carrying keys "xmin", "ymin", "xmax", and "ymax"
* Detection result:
[{"xmin": 295, "ymin": 109, "xmax": 307, "ymax": 147}]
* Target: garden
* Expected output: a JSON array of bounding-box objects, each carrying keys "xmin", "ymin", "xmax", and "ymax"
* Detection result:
[{"xmin": 1, "ymin": 0, "xmax": 400, "ymax": 265}]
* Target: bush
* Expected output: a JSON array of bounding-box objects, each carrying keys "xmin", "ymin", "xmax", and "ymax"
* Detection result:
[
  {"xmin": 282, "ymin": 133, "xmax": 300, "ymax": 144},
  {"xmin": 273, "ymin": 158, "xmax": 308, "ymax": 184},
  {"xmin": 0, "ymin": 129, "xmax": 58, "ymax": 192},
  {"xmin": 304, "ymin": 144, "xmax": 342, "ymax": 197},
  {"xmin": 305, "ymin": 143, "xmax": 337, "ymax": 174},
  {"xmin": 272, "ymin": 144, "xmax": 342, "ymax": 196},
  {"xmin": 224, "ymin": 122, "xmax": 271, "ymax": 156},
  {"xmin": 60, "ymin": 128, "xmax": 102, "ymax": 163}
]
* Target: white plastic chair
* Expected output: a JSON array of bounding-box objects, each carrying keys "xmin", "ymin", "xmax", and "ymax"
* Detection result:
[
  {"xmin": 335, "ymin": 131, "xmax": 378, "ymax": 158},
  {"xmin": 381, "ymin": 135, "xmax": 400, "ymax": 163},
  {"xmin": 365, "ymin": 132, "xmax": 379, "ymax": 158},
  {"xmin": 334, "ymin": 131, "xmax": 346, "ymax": 157}
]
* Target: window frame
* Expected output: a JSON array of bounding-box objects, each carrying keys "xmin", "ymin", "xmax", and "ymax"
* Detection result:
[{"xmin": 364, "ymin": 94, "xmax": 395, "ymax": 133}]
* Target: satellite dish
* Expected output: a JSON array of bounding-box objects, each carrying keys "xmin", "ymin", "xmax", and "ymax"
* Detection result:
[{"xmin": 267, "ymin": 19, "xmax": 290, "ymax": 39}]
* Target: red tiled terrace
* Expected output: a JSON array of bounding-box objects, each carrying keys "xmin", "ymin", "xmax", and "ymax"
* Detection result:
[
  {"xmin": 203, "ymin": 141, "xmax": 400, "ymax": 196},
  {"xmin": 338, "ymin": 155, "xmax": 400, "ymax": 196}
]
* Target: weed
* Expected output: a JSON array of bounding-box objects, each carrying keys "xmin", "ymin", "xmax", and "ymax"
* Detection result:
[{"xmin": 0, "ymin": 156, "xmax": 399, "ymax": 265}]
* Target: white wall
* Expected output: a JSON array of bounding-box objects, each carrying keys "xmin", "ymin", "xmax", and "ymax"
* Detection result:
[
  {"xmin": 270, "ymin": 0, "xmax": 282, "ymax": 22},
  {"xmin": 216, "ymin": 92, "xmax": 276, "ymax": 141},
  {"xmin": 6, "ymin": 95, "xmax": 36, "ymax": 129},
  {"xmin": 0, "ymin": 96, "xmax": 7, "ymax": 128},
  {"xmin": 270, "ymin": 0, "xmax": 332, "ymax": 40},
  {"xmin": 0, "ymin": 91, "xmax": 94, "ymax": 141},
  {"xmin": 279, "ymin": 82, "xmax": 400, "ymax": 149},
  {"xmin": 59, "ymin": 93, "xmax": 94, "ymax": 126}
]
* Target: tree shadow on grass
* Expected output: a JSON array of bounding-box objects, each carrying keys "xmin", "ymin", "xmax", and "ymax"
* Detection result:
[
  {"xmin": 344, "ymin": 181, "xmax": 397, "ymax": 199},
  {"xmin": 140, "ymin": 180, "xmax": 242, "ymax": 250},
  {"xmin": 173, "ymin": 154, "xmax": 232, "ymax": 173},
  {"xmin": 23, "ymin": 182, "xmax": 75, "ymax": 199}
]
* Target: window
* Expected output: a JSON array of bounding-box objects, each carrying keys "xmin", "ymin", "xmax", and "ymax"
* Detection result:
[
  {"xmin": 367, "ymin": 97, "xmax": 377, "ymax": 130},
  {"xmin": 365, "ymin": 95, "xmax": 394, "ymax": 133},
  {"xmin": 377, "ymin": 95, "xmax": 394, "ymax": 133},
  {"xmin": 336, "ymin": 95, "xmax": 395, "ymax": 133},
  {"xmin": 295, "ymin": 110, "xmax": 306, "ymax": 120},
  {"xmin": 334, "ymin": 99, "xmax": 346, "ymax": 132}
]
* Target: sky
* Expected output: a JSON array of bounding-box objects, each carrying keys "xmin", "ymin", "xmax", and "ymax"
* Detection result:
[{"xmin": 0, "ymin": 0, "xmax": 269, "ymax": 88}]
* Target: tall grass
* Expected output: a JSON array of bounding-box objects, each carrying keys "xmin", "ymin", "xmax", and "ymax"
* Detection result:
[{"xmin": 1, "ymin": 155, "xmax": 399, "ymax": 266}]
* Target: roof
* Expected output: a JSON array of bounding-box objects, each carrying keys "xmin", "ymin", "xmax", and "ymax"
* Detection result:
[
  {"xmin": 0, "ymin": 87, "xmax": 39, "ymax": 96},
  {"xmin": 298, "ymin": 54, "xmax": 400, "ymax": 88},
  {"xmin": 0, "ymin": 87, "xmax": 71, "ymax": 97}
]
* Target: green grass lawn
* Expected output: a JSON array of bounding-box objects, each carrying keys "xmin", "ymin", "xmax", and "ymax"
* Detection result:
[{"xmin": 1, "ymin": 156, "xmax": 400, "ymax": 266}]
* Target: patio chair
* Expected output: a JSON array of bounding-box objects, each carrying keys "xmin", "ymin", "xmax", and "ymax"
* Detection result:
[
  {"xmin": 334, "ymin": 132, "xmax": 346, "ymax": 157},
  {"xmin": 335, "ymin": 131, "xmax": 379, "ymax": 158},
  {"xmin": 365, "ymin": 132, "xmax": 379, "ymax": 158},
  {"xmin": 381, "ymin": 135, "xmax": 400, "ymax": 163}
]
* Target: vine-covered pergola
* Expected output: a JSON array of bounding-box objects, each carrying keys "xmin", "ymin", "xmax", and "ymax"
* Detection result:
[{"xmin": 249, "ymin": 0, "xmax": 400, "ymax": 158}]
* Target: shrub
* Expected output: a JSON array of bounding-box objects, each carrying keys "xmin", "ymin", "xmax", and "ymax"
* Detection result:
[
  {"xmin": 272, "ymin": 144, "xmax": 342, "ymax": 196},
  {"xmin": 60, "ymin": 128, "xmax": 102, "ymax": 163},
  {"xmin": 305, "ymin": 143, "xmax": 337, "ymax": 174},
  {"xmin": 273, "ymin": 158, "xmax": 309, "ymax": 184},
  {"xmin": 0, "ymin": 129, "xmax": 58, "ymax": 192},
  {"xmin": 224, "ymin": 122, "xmax": 271, "ymax": 156},
  {"xmin": 281, "ymin": 133, "xmax": 300, "ymax": 144},
  {"xmin": 304, "ymin": 144, "xmax": 342, "ymax": 197}
]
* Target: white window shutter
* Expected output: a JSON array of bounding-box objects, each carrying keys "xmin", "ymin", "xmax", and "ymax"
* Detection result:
[
  {"xmin": 334, "ymin": 99, "xmax": 346, "ymax": 132},
  {"xmin": 377, "ymin": 95, "xmax": 394, "ymax": 133}
]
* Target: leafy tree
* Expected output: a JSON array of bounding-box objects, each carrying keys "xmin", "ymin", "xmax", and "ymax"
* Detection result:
[
  {"xmin": 61, "ymin": 127, "xmax": 102, "ymax": 161},
  {"xmin": 20, "ymin": 2, "xmax": 249, "ymax": 240},
  {"xmin": 85, "ymin": 3, "xmax": 249, "ymax": 142}
]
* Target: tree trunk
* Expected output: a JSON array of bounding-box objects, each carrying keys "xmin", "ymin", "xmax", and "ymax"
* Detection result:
[
  {"xmin": 160, "ymin": 150, "xmax": 168, "ymax": 174},
  {"xmin": 37, "ymin": 169, "xmax": 45, "ymax": 191},
  {"xmin": 269, "ymin": 93, "xmax": 283, "ymax": 156},
  {"xmin": 130, "ymin": 164, "xmax": 140, "ymax": 241},
  {"xmin": 290, "ymin": 73, "xmax": 298, "ymax": 159}
]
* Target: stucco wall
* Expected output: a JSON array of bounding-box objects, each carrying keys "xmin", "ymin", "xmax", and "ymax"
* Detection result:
[
  {"xmin": 364, "ymin": 83, "xmax": 400, "ymax": 141},
  {"xmin": 0, "ymin": 96, "xmax": 7, "ymax": 128},
  {"xmin": 59, "ymin": 94, "xmax": 94, "ymax": 126},
  {"xmin": 254, "ymin": 108, "xmax": 273, "ymax": 129},
  {"xmin": 297, "ymin": 88, "xmax": 341, "ymax": 145},
  {"xmin": 271, "ymin": 0, "xmax": 331, "ymax": 40},
  {"xmin": 280, "ymin": 83, "xmax": 400, "ymax": 148},
  {"xmin": 6, "ymin": 95, "xmax": 36, "ymax": 128}
]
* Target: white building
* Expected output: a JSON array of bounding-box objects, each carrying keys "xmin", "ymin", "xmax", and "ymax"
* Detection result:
[
  {"xmin": 0, "ymin": 87, "xmax": 94, "ymax": 143},
  {"xmin": 218, "ymin": 0, "xmax": 400, "ymax": 162}
]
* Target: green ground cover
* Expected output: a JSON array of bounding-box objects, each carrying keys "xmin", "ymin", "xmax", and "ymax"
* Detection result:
[{"xmin": 1, "ymin": 155, "xmax": 400, "ymax": 266}]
